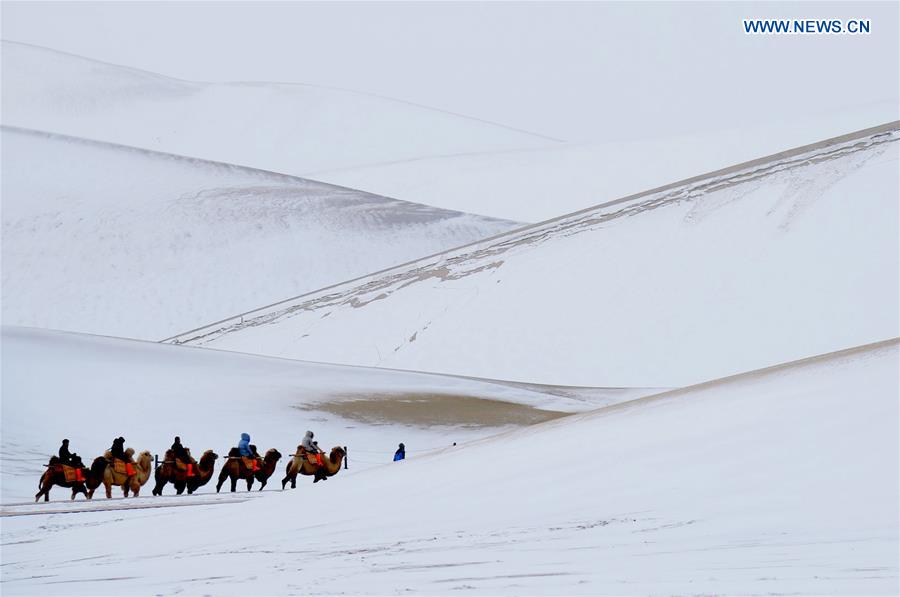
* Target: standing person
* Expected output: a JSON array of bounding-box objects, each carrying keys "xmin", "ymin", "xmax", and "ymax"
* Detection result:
[
  {"xmin": 393, "ymin": 443, "xmax": 406, "ymax": 461},
  {"xmin": 58, "ymin": 439, "xmax": 73, "ymax": 465}
]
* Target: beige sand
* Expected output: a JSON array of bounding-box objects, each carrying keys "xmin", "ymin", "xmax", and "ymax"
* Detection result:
[{"xmin": 300, "ymin": 393, "xmax": 569, "ymax": 428}]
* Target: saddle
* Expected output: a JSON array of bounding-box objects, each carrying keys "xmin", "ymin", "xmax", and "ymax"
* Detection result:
[
  {"xmin": 175, "ymin": 459, "xmax": 197, "ymax": 477},
  {"xmin": 61, "ymin": 465, "xmax": 86, "ymax": 483},
  {"xmin": 112, "ymin": 458, "xmax": 135, "ymax": 476},
  {"xmin": 301, "ymin": 452, "xmax": 324, "ymax": 467}
]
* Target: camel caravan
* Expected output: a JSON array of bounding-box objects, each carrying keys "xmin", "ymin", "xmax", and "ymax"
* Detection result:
[{"xmin": 36, "ymin": 431, "xmax": 347, "ymax": 502}]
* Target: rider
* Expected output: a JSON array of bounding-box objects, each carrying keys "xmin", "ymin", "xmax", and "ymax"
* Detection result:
[
  {"xmin": 171, "ymin": 436, "xmax": 196, "ymax": 476},
  {"xmin": 301, "ymin": 431, "xmax": 326, "ymax": 480},
  {"xmin": 393, "ymin": 443, "xmax": 406, "ymax": 462},
  {"xmin": 238, "ymin": 433, "xmax": 258, "ymax": 471},
  {"xmin": 110, "ymin": 436, "xmax": 127, "ymax": 461},
  {"xmin": 300, "ymin": 430, "xmax": 320, "ymax": 454},
  {"xmin": 58, "ymin": 439, "xmax": 73, "ymax": 465}
]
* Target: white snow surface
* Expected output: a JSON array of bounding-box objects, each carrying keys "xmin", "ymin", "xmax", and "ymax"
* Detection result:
[
  {"xmin": 0, "ymin": 41, "xmax": 557, "ymax": 180},
  {"xmin": 175, "ymin": 124, "xmax": 900, "ymax": 387},
  {"xmin": 314, "ymin": 102, "xmax": 899, "ymax": 222},
  {"xmin": 5, "ymin": 41, "xmax": 895, "ymax": 224},
  {"xmin": 2, "ymin": 329, "xmax": 896, "ymax": 595},
  {"xmin": 0, "ymin": 127, "xmax": 518, "ymax": 339}
]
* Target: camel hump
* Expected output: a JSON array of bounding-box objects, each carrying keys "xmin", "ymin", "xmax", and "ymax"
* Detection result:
[
  {"xmin": 103, "ymin": 450, "xmax": 113, "ymax": 460},
  {"xmin": 227, "ymin": 447, "xmax": 241, "ymax": 458}
]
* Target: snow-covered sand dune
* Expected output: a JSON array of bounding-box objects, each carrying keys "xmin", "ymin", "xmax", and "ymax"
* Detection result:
[
  {"xmin": 0, "ymin": 326, "xmax": 653, "ymax": 504},
  {"xmin": 174, "ymin": 123, "xmax": 900, "ymax": 387},
  {"xmin": 1, "ymin": 127, "xmax": 519, "ymax": 339},
  {"xmin": 1, "ymin": 40, "xmax": 557, "ymax": 178},
  {"xmin": 2, "ymin": 336, "xmax": 896, "ymax": 595},
  {"xmin": 314, "ymin": 102, "xmax": 899, "ymax": 221}
]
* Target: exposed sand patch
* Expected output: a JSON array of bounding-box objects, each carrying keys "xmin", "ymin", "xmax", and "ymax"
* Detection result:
[{"xmin": 300, "ymin": 393, "xmax": 569, "ymax": 428}]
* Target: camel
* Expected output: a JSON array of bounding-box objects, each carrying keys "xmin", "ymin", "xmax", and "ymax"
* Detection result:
[
  {"xmin": 282, "ymin": 446, "xmax": 346, "ymax": 489},
  {"xmin": 34, "ymin": 455, "xmax": 95, "ymax": 502},
  {"xmin": 152, "ymin": 448, "xmax": 217, "ymax": 496},
  {"xmin": 83, "ymin": 447, "xmax": 145, "ymax": 499},
  {"xmin": 216, "ymin": 448, "xmax": 282, "ymax": 493}
]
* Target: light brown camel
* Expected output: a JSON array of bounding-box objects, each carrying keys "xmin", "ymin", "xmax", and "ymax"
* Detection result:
[
  {"xmin": 123, "ymin": 451, "xmax": 153, "ymax": 497},
  {"xmin": 282, "ymin": 446, "xmax": 346, "ymax": 489},
  {"xmin": 216, "ymin": 448, "xmax": 282, "ymax": 493},
  {"xmin": 88, "ymin": 447, "xmax": 144, "ymax": 499}
]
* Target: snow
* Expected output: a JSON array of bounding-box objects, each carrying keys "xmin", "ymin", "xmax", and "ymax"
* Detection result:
[
  {"xmin": 313, "ymin": 102, "xmax": 899, "ymax": 221},
  {"xmin": 0, "ymin": 41, "xmax": 557, "ymax": 180},
  {"xmin": 176, "ymin": 124, "xmax": 900, "ymax": 387},
  {"xmin": 0, "ymin": 127, "xmax": 519, "ymax": 339},
  {"xmin": 2, "ymin": 330, "xmax": 896, "ymax": 595},
  {"xmin": 5, "ymin": 41, "xmax": 895, "ymax": 224}
]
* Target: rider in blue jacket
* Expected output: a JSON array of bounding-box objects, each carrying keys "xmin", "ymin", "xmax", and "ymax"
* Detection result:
[
  {"xmin": 238, "ymin": 433, "xmax": 252, "ymax": 457},
  {"xmin": 393, "ymin": 443, "xmax": 405, "ymax": 461}
]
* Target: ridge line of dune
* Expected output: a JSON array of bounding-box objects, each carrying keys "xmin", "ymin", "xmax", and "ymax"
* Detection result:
[
  {"xmin": 162, "ymin": 121, "xmax": 899, "ymax": 345},
  {"xmin": 1, "ymin": 39, "xmax": 562, "ymax": 143},
  {"xmin": 1, "ymin": 125, "xmax": 518, "ymax": 224}
]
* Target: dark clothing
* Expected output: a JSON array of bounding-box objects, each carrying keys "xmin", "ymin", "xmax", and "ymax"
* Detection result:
[
  {"xmin": 110, "ymin": 437, "xmax": 126, "ymax": 461},
  {"xmin": 393, "ymin": 448, "xmax": 405, "ymax": 461},
  {"xmin": 58, "ymin": 443, "xmax": 73, "ymax": 465},
  {"xmin": 171, "ymin": 439, "xmax": 189, "ymax": 462}
]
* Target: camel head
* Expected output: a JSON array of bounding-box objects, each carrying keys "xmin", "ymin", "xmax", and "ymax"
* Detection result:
[
  {"xmin": 330, "ymin": 446, "xmax": 346, "ymax": 460},
  {"xmin": 264, "ymin": 448, "xmax": 282, "ymax": 463},
  {"xmin": 200, "ymin": 449, "xmax": 219, "ymax": 464},
  {"xmin": 137, "ymin": 451, "xmax": 152, "ymax": 466}
]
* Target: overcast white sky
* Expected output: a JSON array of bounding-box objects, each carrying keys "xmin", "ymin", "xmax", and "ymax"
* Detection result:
[{"xmin": 2, "ymin": 1, "xmax": 897, "ymax": 142}]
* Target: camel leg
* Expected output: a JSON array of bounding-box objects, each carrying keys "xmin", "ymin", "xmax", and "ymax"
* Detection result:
[
  {"xmin": 230, "ymin": 476, "xmax": 237, "ymax": 493},
  {"xmin": 105, "ymin": 482, "xmax": 112, "ymax": 499},
  {"xmin": 123, "ymin": 484, "xmax": 130, "ymax": 498},
  {"xmin": 216, "ymin": 469, "xmax": 228, "ymax": 493},
  {"xmin": 35, "ymin": 484, "xmax": 49, "ymax": 502},
  {"xmin": 246, "ymin": 477, "xmax": 254, "ymax": 492},
  {"xmin": 258, "ymin": 479, "xmax": 267, "ymax": 491}
]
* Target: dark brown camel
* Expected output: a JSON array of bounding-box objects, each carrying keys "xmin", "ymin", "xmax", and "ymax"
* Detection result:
[
  {"xmin": 282, "ymin": 446, "xmax": 346, "ymax": 489},
  {"xmin": 152, "ymin": 449, "xmax": 217, "ymax": 496},
  {"xmin": 217, "ymin": 448, "xmax": 281, "ymax": 492},
  {"xmin": 35, "ymin": 455, "xmax": 104, "ymax": 502}
]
